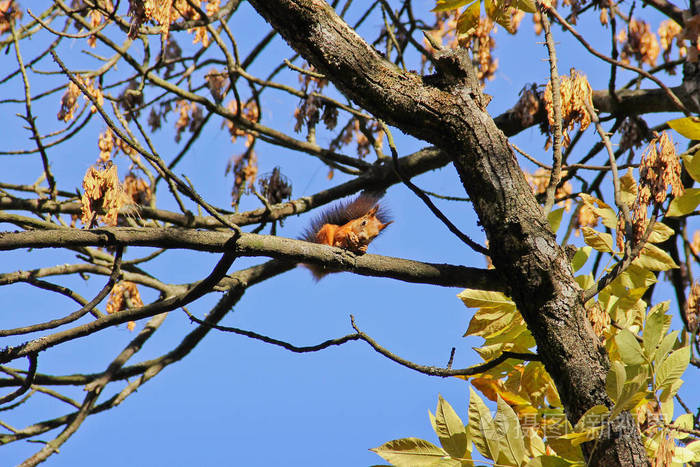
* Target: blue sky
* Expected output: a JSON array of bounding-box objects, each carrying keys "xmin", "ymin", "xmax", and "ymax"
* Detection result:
[{"xmin": 1, "ymin": 1, "xmax": 698, "ymax": 465}]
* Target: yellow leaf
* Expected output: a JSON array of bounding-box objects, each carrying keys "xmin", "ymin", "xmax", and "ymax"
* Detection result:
[
  {"xmin": 647, "ymin": 222, "xmax": 675, "ymax": 243},
  {"xmin": 547, "ymin": 207, "xmax": 564, "ymax": 233},
  {"xmin": 458, "ymin": 289, "xmax": 515, "ymax": 311},
  {"xmin": 516, "ymin": 0, "xmax": 537, "ymax": 13},
  {"xmin": 581, "ymin": 227, "xmax": 614, "ymax": 253},
  {"xmin": 634, "ymin": 244, "xmax": 679, "ymax": 271},
  {"xmin": 370, "ymin": 438, "xmax": 453, "ymax": 466},
  {"xmin": 667, "ymin": 188, "xmax": 700, "ymax": 217},
  {"xmin": 656, "ymin": 346, "xmax": 690, "ymax": 390},
  {"xmin": 682, "ymin": 151, "xmax": 700, "ymax": 183},
  {"xmin": 432, "ymin": 0, "xmax": 474, "ymax": 12},
  {"xmin": 434, "ymin": 395, "xmax": 468, "ymax": 458},
  {"xmin": 667, "ymin": 116, "xmax": 700, "ymax": 140},
  {"xmin": 456, "ymin": 1, "xmax": 481, "ymax": 34}
]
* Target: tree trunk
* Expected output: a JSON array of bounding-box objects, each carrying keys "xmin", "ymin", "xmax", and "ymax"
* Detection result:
[{"xmin": 249, "ymin": 1, "xmax": 650, "ymax": 464}]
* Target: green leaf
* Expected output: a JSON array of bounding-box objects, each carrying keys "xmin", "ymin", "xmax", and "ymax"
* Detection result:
[
  {"xmin": 654, "ymin": 330, "xmax": 679, "ymax": 365},
  {"xmin": 642, "ymin": 306, "xmax": 666, "ymax": 359},
  {"xmin": 525, "ymin": 456, "xmax": 574, "ymax": 467},
  {"xmin": 647, "ymin": 222, "xmax": 675, "ymax": 243},
  {"xmin": 458, "ymin": 289, "xmax": 515, "ymax": 311},
  {"xmin": 610, "ymin": 367, "xmax": 648, "ymax": 420},
  {"xmin": 434, "ymin": 395, "xmax": 468, "ymax": 458},
  {"xmin": 581, "ymin": 227, "xmax": 614, "ymax": 253},
  {"xmin": 634, "ymin": 244, "xmax": 679, "ymax": 271},
  {"xmin": 656, "ymin": 346, "xmax": 690, "ymax": 390},
  {"xmin": 468, "ymin": 387, "xmax": 499, "ymax": 461},
  {"xmin": 571, "ymin": 246, "xmax": 591, "ymax": 272},
  {"xmin": 494, "ymin": 396, "xmax": 527, "ymax": 466},
  {"xmin": 574, "ymin": 405, "xmax": 609, "ymax": 432},
  {"xmin": 575, "ymin": 273, "xmax": 594, "ymax": 291},
  {"xmin": 547, "ymin": 208, "xmax": 564, "ymax": 233},
  {"xmin": 371, "ymin": 438, "xmax": 454, "ymax": 466},
  {"xmin": 615, "ymin": 329, "xmax": 646, "ymax": 365},
  {"xmin": 667, "ymin": 188, "xmax": 700, "ymax": 217},
  {"xmin": 456, "ymin": 1, "xmax": 481, "ymax": 34},
  {"xmin": 605, "ymin": 360, "xmax": 626, "ymax": 402},
  {"xmin": 432, "ymin": 0, "xmax": 474, "ymax": 12},
  {"xmin": 515, "ymin": 0, "xmax": 537, "ymax": 13},
  {"xmin": 682, "ymin": 151, "xmax": 700, "ymax": 183},
  {"xmin": 667, "ymin": 116, "xmax": 700, "ymax": 140}
]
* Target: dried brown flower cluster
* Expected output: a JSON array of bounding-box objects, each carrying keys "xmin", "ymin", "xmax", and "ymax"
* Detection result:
[
  {"xmin": 106, "ymin": 281, "xmax": 144, "ymax": 332},
  {"xmin": 293, "ymin": 65, "xmax": 329, "ymax": 133},
  {"xmin": 524, "ymin": 168, "xmax": 573, "ymax": 211},
  {"xmin": 330, "ymin": 118, "xmax": 384, "ymax": 160},
  {"xmin": 619, "ymin": 116, "xmax": 649, "ymax": 152},
  {"xmin": 631, "ymin": 132, "xmax": 683, "ymax": 244},
  {"xmin": 691, "ymin": 230, "xmax": 700, "ymax": 256},
  {"xmin": 174, "ymin": 100, "xmax": 204, "ymax": 143},
  {"xmin": 87, "ymin": 1, "xmax": 112, "ymax": 47},
  {"xmin": 57, "ymin": 76, "xmax": 104, "ymax": 122},
  {"xmin": 227, "ymin": 149, "xmax": 257, "ymax": 207},
  {"xmin": 127, "ymin": 0, "xmax": 220, "ymax": 45},
  {"xmin": 587, "ymin": 302, "xmax": 611, "ymax": 338},
  {"xmin": 464, "ymin": 18, "xmax": 499, "ymax": 84},
  {"xmin": 80, "ymin": 164, "xmax": 131, "ymax": 228},
  {"xmin": 422, "ymin": 12, "xmax": 502, "ymax": 85},
  {"xmin": 225, "ymin": 99, "xmax": 260, "ymax": 147},
  {"xmin": 258, "ymin": 167, "xmax": 292, "ymax": 205},
  {"xmin": 205, "ymin": 69, "xmax": 229, "ymax": 103},
  {"xmin": 97, "ymin": 128, "xmax": 136, "ymax": 164},
  {"xmin": 119, "ymin": 80, "xmax": 144, "ymax": 120},
  {"xmin": 686, "ymin": 282, "xmax": 700, "ymax": 333},
  {"xmin": 123, "ymin": 173, "xmax": 153, "ymax": 207},
  {"xmin": 575, "ymin": 202, "xmax": 599, "ymax": 235},
  {"xmin": 0, "ymin": 0, "xmax": 21, "ymax": 34},
  {"xmin": 617, "ymin": 19, "xmax": 660, "ymax": 67},
  {"xmin": 543, "ymin": 69, "xmax": 593, "ymax": 148},
  {"xmin": 512, "ymin": 84, "xmax": 540, "ymax": 128}
]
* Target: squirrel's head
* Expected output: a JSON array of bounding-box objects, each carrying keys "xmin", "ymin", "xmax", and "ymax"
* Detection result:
[{"xmin": 351, "ymin": 205, "xmax": 393, "ymax": 245}]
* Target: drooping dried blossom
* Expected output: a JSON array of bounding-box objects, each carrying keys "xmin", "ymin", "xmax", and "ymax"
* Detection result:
[
  {"xmin": 321, "ymin": 103, "xmax": 338, "ymax": 130},
  {"xmin": 543, "ymin": 69, "xmax": 593, "ymax": 148},
  {"xmin": 227, "ymin": 149, "xmax": 258, "ymax": 207},
  {"xmin": 98, "ymin": 128, "xmax": 115, "ymax": 163},
  {"xmin": 630, "ymin": 132, "xmax": 683, "ymax": 244},
  {"xmin": 512, "ymin": 84, "xmax": 541, "ymax": 128},
  {"xmin": 685, "ymin": 281, "xmax": 700, "ymax": 333},
  {"xmin": 123, "ymin": 173, "xmax": 153, "ymax": 206},
  {"xmin": 148, "ymin": 107, "xmax": 162, "ymax": 132},
  {"xmin": 691, "ymin": 230, "xmax": 700, "ymax": 256},
  {"xmin": 619, "ymin": 116, "xmax": 650, "ymax": 152},
  {"xmin": 106, "ymin": 281, "xmax": 144, "ymax": 331},
  {"xmin": 293, "ymin": 65, "xmax": 328, "ymax": 133},
  {"xmin": 599, "ymin": 7, "xmax": 609, "ymax": 26},
  {"xmin": 658, "ymin": 20, "xmax": 685, "ymax": 72},
  {"xmin": 575, "ymin": 202, "xmax": 599, "ymax": 236},
  {"xmin": 0, "ymin": 0, "xmax": 21, "ymax": 35},
  {"xmin": 225, "ymin": 99, "xmax": 260, "ymax": 147},
  {"xmin": 86, "ymin": 2, "xmax": 112, "ymax": 48},
  {"xmin": 174, "ymin": 100, "xmax": 203, "ymax": 142},
  {"xmin": 464, "ymin": 17, "xmax": 499, "ymax": 85},
  {"xmin": 587, "ymin": 302, "xmax": 610, "ymax": 338},
  {"xmin": 80, "ymin": 163, "xmax": 131, "ymax": 228},
  {"xmin": 524, "ymin": 168, "xmax": 573, "ymax": 211},
  {"xmin": 163, "ymin": 38, "xmax": 182, "ymax": 77},
  {"xmin": 205, "ymin": 69, "xmax": 229, "ymax": 103},
  {"xmin": 119, "ymin": 80, "xmax": 144, "ymax": 121},
  {"xmin": 57, "ymin": 76, "xmax": 104, "ymax": 122},
  {"xmin": 258, "ymin": 167, "xmax": 292, "ymax": 205},
  {"xmin": 618, "ymin": 19, "xmax": 660, "ymax": 67}
]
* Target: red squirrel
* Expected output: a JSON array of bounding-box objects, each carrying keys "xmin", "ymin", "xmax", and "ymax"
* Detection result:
[{"xmin": 300, "ymin": 193, "xmax": 392, "ymax": 279}]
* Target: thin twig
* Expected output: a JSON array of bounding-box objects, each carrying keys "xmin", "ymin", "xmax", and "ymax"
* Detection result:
[{"xmin": 541, "ymin": 12, "xmax": 563, "ymax": 214}]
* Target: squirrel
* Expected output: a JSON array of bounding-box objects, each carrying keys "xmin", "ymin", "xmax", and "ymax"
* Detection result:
[{"xmin": 300, "ymin": 192, "xmax": 393, "ymax": 279}]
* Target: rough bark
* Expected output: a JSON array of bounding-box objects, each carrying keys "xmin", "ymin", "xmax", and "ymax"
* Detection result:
[{"xmin": 248, "ymin": 0, "xmax": 650, "ymax": 464}]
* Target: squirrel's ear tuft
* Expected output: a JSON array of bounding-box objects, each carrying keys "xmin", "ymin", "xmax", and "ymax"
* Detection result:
[{"xmin": 367, "ymin": 205, "xmax": 379, "ymax": 217}]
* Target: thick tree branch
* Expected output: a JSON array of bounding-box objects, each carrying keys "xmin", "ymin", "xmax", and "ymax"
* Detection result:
[{"xmin": 0, "ymin": 227, "xmax": 501, "ymax": 291}]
